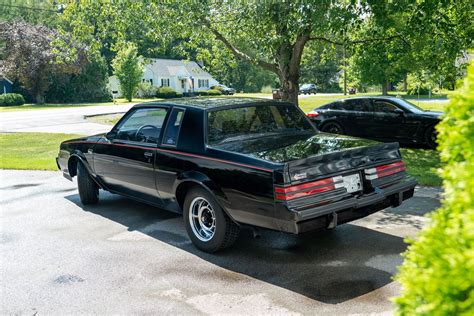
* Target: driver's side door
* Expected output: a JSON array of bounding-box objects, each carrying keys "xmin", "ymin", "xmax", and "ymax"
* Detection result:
[{"xmin": 92, "ymin": 107, "xmax": 168, "ymax": 205}]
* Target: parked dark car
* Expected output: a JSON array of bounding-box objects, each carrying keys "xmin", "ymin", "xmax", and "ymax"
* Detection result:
[
  {"xmin": 212, "ymin": 84, "xmax": 235, "ymax": 95},
  {"xmin": 57, "ymin": 98, "xmax": 416, "ymax": 252},
  {"xmin": 299, "ymin": 83, "xmax": 317, "ymax": 95},
  {"xmin": 307, "ymin": 97, "xmax": 442, "ymax": 148}
]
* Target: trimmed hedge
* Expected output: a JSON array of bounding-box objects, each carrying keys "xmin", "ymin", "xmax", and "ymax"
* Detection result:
[
  {"xmin": 395, "ymin": 62, "xmax": 474, "ymax": 314},
  {"xmin": 197, "ymin": 89, "xmax": 222, "ymax": 96},
  {"xmin": 156, "ymin": 87, "xmax": 182, "ymax": 99},
  {"xmin": 0, "ymin": 93, "xmax": 25, "ymax": 106}
]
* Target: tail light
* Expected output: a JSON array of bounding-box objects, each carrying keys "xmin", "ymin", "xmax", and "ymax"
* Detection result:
[
  {"xmin": 364, "ymin": 161, "xmax": 406, "ymax": 180},
  {"xmin": 307, "ymin": 111, "xmax": 319, "ymax": 118},
  {"xmin": 275, "ymin": 176, "xmax": 343, "ymax": 201}
]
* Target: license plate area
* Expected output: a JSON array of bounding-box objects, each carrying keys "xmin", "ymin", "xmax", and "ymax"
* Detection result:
[{"xmin": 334, "ymin": 173, "xmax": 362, "ymax": 193}]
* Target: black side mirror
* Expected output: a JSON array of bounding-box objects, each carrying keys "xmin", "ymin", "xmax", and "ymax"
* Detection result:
[{"xmin": 105, "ymin": 131, "xmax": 116, "ymax": 140}]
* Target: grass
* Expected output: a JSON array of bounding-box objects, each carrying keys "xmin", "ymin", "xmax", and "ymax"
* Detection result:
[
  {"xmin": 0, "ymin": 98, "xmax": 163, "ymax": 112},
  {"xmin": 401, "ymin": 148, "xmax": 442, "ymax": 186},
  {"xmin": 0, "ymin": 133, "xmax": 81, "ymax": 170},
  {"xmin": 0, "ymin": 132, "xmax": 442, "ymax": 186}
]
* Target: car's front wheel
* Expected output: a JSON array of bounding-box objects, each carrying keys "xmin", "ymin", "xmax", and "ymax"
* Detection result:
[
  {"xmin": 184, "ymin": 187, "xmax": 239, "ymax": 252},
  {"xmin": 77, "ymin": 162, "xmax": 99, "ymax": 205},
  {"xmin": 321, "ymin": 121, "xmax": 344, "ymax": 134}
]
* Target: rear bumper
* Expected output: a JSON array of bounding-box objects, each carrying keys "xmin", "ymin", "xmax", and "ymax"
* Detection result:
[{"xmin": 276, "ymin": 176, "xmax": 417, "ymax": 234}]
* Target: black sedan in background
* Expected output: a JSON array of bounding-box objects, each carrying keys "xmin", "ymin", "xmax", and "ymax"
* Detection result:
[
  {"xmin": 299, "ymin": 83, "xmax": 317, "ymax": 94},
  {"xmin": 307, "ymin": 97, "xmax": 442, "ymax": 148}
]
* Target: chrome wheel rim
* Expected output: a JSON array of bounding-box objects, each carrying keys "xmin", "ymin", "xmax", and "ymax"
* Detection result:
[{"xmin": 189, "ymin": 197, "xmax": 216, "ymax": 242}]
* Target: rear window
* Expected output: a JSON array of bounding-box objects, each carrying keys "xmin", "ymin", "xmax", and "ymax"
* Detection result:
[{"xmin": 207, "ymin": 104, "xmax": 314, "ymax": 145}]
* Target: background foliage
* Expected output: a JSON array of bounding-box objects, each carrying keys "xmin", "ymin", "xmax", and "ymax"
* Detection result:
[{"xmin": 395, "ymin": 62, "xmax": 474, "ymax": 314}]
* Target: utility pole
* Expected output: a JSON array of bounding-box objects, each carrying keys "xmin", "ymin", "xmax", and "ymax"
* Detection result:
[{"xmin": 343, "ymin": 29, "xmax": 347, "ymax": 95}]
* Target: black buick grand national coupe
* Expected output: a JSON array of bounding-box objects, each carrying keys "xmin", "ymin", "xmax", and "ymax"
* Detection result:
[{"xmin": 57, "ymin": 98, "xmax": 417, "ymax": 252}]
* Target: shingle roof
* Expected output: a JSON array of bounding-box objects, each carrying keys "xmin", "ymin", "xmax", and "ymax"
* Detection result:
[{"xmin": 146, "ymin": 58, "xmax": 214, "ymax": 79}]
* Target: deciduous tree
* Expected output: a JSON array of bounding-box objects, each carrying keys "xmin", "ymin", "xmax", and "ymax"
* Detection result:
[
  {"xmin": 0, "ymin": 20, "xmax": 85, "ymax": 103},
  {"xmin": 112, "ymin": 42, "xmax": 144, "ymax": 102}
]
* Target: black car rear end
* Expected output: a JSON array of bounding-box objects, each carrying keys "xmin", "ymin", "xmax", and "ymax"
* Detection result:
[{"xmin": 271, "ymin": 142, "xmax": 416, "ymax": 233}]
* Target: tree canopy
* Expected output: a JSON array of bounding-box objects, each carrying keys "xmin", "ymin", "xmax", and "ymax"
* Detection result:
[{"xmin": 57, "ymin": 0, "xmax": 473, "ymax": 104}]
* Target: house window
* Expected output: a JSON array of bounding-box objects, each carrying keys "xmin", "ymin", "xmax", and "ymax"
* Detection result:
[
  {"xmin": 198, "ymin": 79, "xmax": 209, "ymax": 88},
  {"xmin": 161, "ymin": 78, "xmax": 170, "ymax": 87}
]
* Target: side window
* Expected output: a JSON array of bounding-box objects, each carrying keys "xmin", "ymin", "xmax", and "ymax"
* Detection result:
[
  {"xmin": 373, "ymin": 101, "xmax": 399, "ymax": 113},
  {"xmin": 115, "ymin": 108, "xmax": 167, "ymax": 143},
  {"xmin": 162, "ymin": 108, "xmax": 185, "ymax": 146},
  {"xmin": 341, "ymin": 99, "xmax": 371, "ymax": 112}
]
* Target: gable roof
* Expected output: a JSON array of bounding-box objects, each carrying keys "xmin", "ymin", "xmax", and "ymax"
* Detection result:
[{"xmin": 146, "ymin": 58, "xmax": 214, "ymax": 79}]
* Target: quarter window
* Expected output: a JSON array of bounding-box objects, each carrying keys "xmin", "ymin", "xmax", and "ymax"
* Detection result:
[
  {"xmin": 162, "ymin": 108, "xmax": 185, "ymax": 146},
  {"xmin": 114, "ymin": 108, "xmax": 167, "ymax": 143}
]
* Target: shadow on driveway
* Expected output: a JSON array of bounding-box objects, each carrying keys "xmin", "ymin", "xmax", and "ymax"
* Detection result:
[{"xmin": 66, "ymin": 191, "xmax": 408, "ymax": 304}]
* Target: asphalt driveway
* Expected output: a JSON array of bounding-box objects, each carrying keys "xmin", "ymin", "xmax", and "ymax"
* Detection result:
[
  {"xmin": 0, "ymin": 104, "xmax": 132, "ymax": 134},
  {"xmin": 0, "ymin": 170, "xmax": 441, "ymax": 315}
]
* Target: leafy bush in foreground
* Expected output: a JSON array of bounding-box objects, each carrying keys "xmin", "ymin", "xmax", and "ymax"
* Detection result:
[
  {"xmin": 395, "ymin": 62, "xmax": 474, "ymax": 315},
  {"xmin": 0, "ymin": 93, "xmax": 25, "ymax": 106}
]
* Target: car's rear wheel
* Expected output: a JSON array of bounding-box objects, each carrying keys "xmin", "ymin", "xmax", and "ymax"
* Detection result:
[
  {"xmin": 321, "ymin": 121, "xmax": 344, "ymax": 134},
  {"xmin": 425, "ymin": 125, "xmax": 438, "ymax": 149},
  {"xmin": 183, "ymin": 187, "xmax": 239, "ymax": 252},
  {"xmin": 77, "ymin": 162, "xmax": 99, "ymax": 205}
]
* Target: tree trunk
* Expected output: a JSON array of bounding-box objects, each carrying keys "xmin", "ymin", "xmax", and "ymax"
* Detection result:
[
  {"xmin": 278, "ymin": 69, "xmax": 299, "ymax": 105},
  {"xmin": 36, "ymin": 93, "xmax": 45, "ymax": 104},
  {"xmin": 403, "ymin": 75, "xmax": 408, "ymax": 92},
  {"xmin": 275, "ymin": 34, "xmax": 309, "ymax": 106},
  {"xmin": 382, "ymin": 82, "xmax": 389, "ymax": 95}
]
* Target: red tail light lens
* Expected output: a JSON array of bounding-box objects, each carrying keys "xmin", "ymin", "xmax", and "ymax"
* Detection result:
[
  {"xmin": 364, "ymin": 161, "xmax": 406, "ymax": 180},
  {"xmin": 274, "ymin": 177, "xmax": 342, "ymax": 201},
  {"xmin": 307, "ymin": 111, "xmax": 319, "ymax": 118}
]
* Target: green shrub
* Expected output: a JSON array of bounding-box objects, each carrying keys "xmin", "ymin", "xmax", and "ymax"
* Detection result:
[
  {"xmin": 210, "ymin": 85, "xmax": 224, "ymax": 92},
  {"xmin": 0, "ymin": 93, "xmax": 25, "ymax": 106},
  {"xmin": 395, "ymin": 62, "xmax": 474, "ymax": 315},
  {"xmin": 137, "ymin": 82, "xmax": 157, "ymax": 98},
  {"xmin": 156, "ymin": 86, "xmax": 182, "ymax": 98},
  {"xmin": 197, "ymin": 89, "xmax": 222, "ymax": 96}
]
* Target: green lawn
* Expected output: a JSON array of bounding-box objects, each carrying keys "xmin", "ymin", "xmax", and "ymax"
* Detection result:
[
  {"xmin": 0, "ymin": 133, "xmax": 81, "ymax": 170},
  {"xmin": 0, "ymin": 132, "xmax": 441, "ymax": 186},
  {"xmin": 0, "ymin": 98, "xmax": 163, "ymax": 112},
  {"xmin": 401, "ymin": 148, "xmax": 442, "ymax": 186}
]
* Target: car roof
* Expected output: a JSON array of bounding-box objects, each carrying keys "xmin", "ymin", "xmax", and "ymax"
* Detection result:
[{"xmin": 133, "ymin": 97, "xmax": 285, "ymax": 110}]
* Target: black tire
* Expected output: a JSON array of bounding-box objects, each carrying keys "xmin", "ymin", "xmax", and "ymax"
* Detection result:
[
  {"xmin": 321, "ymin": 121, "xmax": 344, "ymax": 134},
  {"xmin": 77, "ymin": 162, "xmax": 99, "ymax": 205},
  {"xmin": 425, "ymin": 125, "xmax": 438, "ymax": 149},
  {"xmin": 183, "ymin": 187, "xmax": 239, "ymax": 253}
]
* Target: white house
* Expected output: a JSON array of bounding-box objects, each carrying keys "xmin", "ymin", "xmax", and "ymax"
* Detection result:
[{"xmin": 109, "ymin": 58, "xmax": 219, "ymax": 97}]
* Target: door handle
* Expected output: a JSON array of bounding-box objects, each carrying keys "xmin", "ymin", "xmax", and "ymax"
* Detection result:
[
  {"xmin": 144, "ymin": 152, "xmax": 153, "ymax": 158},
  {"xmin": 87, "ymin": 148, "xmax": 93, "ymax": 154}
]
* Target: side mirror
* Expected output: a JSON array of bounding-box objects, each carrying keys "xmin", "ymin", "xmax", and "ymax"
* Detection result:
[
  {"xmin": 105, "ymin": 131, "xmax": 116, "ymax": 140},
  {"xmin": 394, "ymin": 109, "xmax": 405, "ymax": 116}
]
